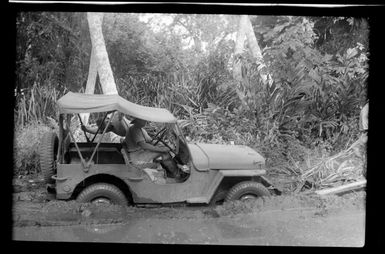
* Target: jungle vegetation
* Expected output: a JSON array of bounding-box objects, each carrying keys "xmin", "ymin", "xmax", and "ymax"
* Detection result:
[{"xmin": 14, "ymin": 12, "xmax": 369, "ymax": 177}]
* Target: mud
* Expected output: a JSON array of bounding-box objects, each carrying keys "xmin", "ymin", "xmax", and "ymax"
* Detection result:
[
  {"xmin": 12, "ymin": 173, "xmax": 366, "ymax": 227},
  {"xmin": 13, "ymin": 209, "xmax": 365, "ymax": 246},
  {"xmin": 12, "ymin": 173, "xmax": 366, "ymax": 246}
]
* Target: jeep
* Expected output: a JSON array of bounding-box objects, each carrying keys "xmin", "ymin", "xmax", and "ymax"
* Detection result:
[{"xmin": 40, "ymin": 92, "xmax": 280, "ymax": 206}]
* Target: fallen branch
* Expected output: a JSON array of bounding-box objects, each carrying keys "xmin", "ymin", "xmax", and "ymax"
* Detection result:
[
  {"xmin": 283, "ymin": 165, "xmax": 300, "ymax": 176},
  {"xmin": 315, "ymin": 179, "xmax": 366, "ymax": 196},
  {"xmin": 299, "ymin": 135, "xmax": 366, "ymax": 190}
]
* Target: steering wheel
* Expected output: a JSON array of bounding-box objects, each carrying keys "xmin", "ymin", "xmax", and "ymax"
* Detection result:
[
  {"xmin": 152, "ymin": 128, "xmax": 178, "ymax": 156},
  {"xmin": 153, "ymin": 127, "xmax": 167, "ymax": 146}
]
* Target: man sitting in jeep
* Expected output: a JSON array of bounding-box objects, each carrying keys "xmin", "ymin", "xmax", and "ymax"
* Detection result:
[
  {"xmin": 81, "ymin": 112, "xmax": 130, "ymax": 142},
  {"xmin": 126, "ymin": 118, "xmax": 180, "ymax": 179}
]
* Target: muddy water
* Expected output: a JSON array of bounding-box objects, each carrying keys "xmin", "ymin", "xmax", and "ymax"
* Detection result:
[
  {"xmin": 12, "ymin": 178, "xmax": 366, "ymax": 247},
  {"xmin": 13, "ymin": 208, "xmax": 365, "ymax": 246}
]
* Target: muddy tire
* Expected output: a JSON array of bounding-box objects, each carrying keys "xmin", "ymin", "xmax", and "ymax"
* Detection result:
[
  {"xmin": 76, "ymin": 183, "xmax": 128, "ymax": 206},
  {"xmin": 225, "ymin": 181, "xmax": 271, "ymax": 202},
  {"xmin": 39, "ymin": 131, "xmax": 58, "ymax": 185}
]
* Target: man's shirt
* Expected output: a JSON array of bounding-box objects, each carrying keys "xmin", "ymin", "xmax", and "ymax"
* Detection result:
[
  {"xmin": 126, "ymin": 125, "xmax": 147, "ymax": 152},
  {"xmin": 107, "ymin": 114, "xmax": 129, "ymax": 137}
]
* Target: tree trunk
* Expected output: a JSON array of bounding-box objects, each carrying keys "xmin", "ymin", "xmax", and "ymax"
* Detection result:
[
  {"xmin": 233, "ymin": 15, "xmax": 273, "ymax": 86},
  {"xmin": 233, "ymin": 15, "xmax": 247, "ymax": 81},
  {"xmin": 80, "ymin": 47, "xmax": 98, "ymax": 125},
  {"xmin": 87, "ymin": 12, "xmax": 118, "ymax": 95},
  {"xmin": 85, "ymin": 47, "xmax": 98, "ymax": 95},
  {"xmin": 193, "ymin": 36, "xmax": 202, "ymax": 54},
  {"xmin": 81, "ymin": 13, "xmax": 118, "ymax": 125},
  {"xmin": 244, "ymin": 16, "xmax": 273, "ymax": 86}
]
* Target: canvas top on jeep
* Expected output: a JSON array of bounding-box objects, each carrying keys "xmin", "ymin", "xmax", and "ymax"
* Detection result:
[{"xmin": 57, "ymin": 92, "xmax": 177, "ymax": 123}]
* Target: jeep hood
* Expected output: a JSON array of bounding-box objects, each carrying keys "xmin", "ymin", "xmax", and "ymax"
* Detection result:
[{"xmin": 188, "ymin": 143, "xmax": 265, "ymax": 171}]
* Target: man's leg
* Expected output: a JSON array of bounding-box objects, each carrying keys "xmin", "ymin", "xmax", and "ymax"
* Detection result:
[
  {"xmin": 129, "ymin": 150, "xmax": 161, "ymax": 169},
  {"xmin": 130, "ymin": 150, "xmax": 179, "ymax": 178},
  {"xmin": 151, "ymin": 152, "xmax": 180, "ymax": 178},
  {"xmin": 160, "ymin": 158, "xmax": 180, "ymax": 179}
]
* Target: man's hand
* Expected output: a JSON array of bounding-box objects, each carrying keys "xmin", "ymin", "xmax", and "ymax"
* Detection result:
[{"xmin": 81, "ymin": 125, "xmax": 99, "ymax": 134}]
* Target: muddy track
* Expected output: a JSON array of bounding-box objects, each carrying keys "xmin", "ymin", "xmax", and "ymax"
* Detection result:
[
  {"xmin": 12, "ymin": 174, "xmax": 366, "ymax": 227},
  {"xmin": 12, "ymin": 173, "xmax": 366, "ymax": 246}
]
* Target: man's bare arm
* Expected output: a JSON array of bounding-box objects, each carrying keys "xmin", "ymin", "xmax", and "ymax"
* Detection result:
[
  {"xmin": 143, "ymin": 129, "xmax": 153, "ymax": 143},
  {"xmin": 138, "ymin": 141, "xmax": 169, "ymax": 153},
  {"xmin": 81, "ymin": 125, "xmax": 100, "ymax": 134}
]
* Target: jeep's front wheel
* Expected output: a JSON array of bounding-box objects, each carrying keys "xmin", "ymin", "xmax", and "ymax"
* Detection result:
[
  {"xmin": 225, "ymin": 181, "xmax": 270, "ymax": 202},
  {"xmin": 76, "ymin": 183, "xmax": 128, "ymax": 206},
  {"xmin": 39, "ymin": 131, "xmax": 58, "ymax": 185}
]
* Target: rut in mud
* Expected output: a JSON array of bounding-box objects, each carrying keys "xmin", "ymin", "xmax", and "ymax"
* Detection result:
[{"xmin": 12, "ymin": 173, "xmax": 366, "ymax": 227}]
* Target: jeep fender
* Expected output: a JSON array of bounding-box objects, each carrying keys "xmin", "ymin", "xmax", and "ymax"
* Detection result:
[{"xmin": 186, "ymin": 169, "xmax": 267, "ymax": 204}]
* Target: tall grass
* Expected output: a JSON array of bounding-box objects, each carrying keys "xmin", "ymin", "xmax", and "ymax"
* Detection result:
[
  {"xmin": 15, "ymin": 82, "xmax": 62, "ymax": 127},
  {"xmin": 14, "ymin": 82, "xmax": 62, "ymax": 176}
]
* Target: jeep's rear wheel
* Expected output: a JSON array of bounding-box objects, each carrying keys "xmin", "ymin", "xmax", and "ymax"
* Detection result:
[
  {"xmin": 39, "ymin": 131, "xmax": 58, "ymax": 185},
  {"xmin": 76, "ymin": 183, "xmax": 128, "ymax": 206},
  {"xmin": 225, "ymin": 181, "xmax": 271, "ymax": 202}
]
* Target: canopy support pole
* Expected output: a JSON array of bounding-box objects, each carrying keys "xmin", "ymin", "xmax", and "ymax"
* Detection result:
[
  {"xmin": 64, "ymin": 120, "xmax": 88, "ymax": 171},
  {"xmin": 77, "ymin": 114, "xmax": 91, "ymax": 143},
  {"xmin": 90, "ymin": 111, "xmax": 110, "ymax": 143},
  {"xmin": 85, "ymin": 111, "xmax": 116, "ymax": 168},
  {"xmin": 64, "ymin": 112, "xmax": 115, "ymax": 171}
]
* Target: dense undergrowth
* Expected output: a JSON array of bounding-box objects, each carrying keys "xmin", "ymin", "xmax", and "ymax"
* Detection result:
[{"xmin": 14, "ymin": 13, "xmax": 368, "ymax": 183}]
